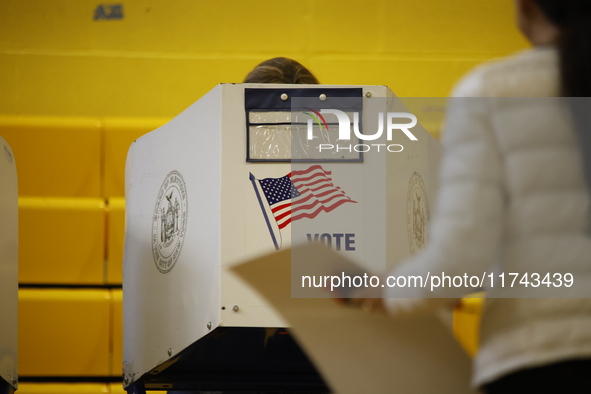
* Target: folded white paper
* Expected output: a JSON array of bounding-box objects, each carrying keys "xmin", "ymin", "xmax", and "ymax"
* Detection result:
[{"xmin": 232, "ymin": 243, "xmax": 477, "ymax": 394}]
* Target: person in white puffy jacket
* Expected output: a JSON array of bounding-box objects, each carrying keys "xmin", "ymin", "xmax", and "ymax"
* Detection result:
[{"xmin": 357, "ymin": 0, "xmax": 591, "ymax": 392}]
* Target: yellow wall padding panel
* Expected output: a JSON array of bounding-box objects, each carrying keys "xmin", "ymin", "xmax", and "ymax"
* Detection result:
[
  {"xmin": 103, "ymin": 118, "xmax": 169, "ymax": 197},
  {"xmin": 16, "ymin": 383, "xmax": 110, "ymax": 394},
  {"xmin": 0, "ymin": 117, "xmax": 101, "ymax": 197},
  {"xmin": 18, "ymin": 197, "xmax": 105, "ymax": 285},
  {"xmin": 453, "ymin": 296, "xmax": 484, "ymax": 357},
  {"xmin": 0, "ymin": 0, "xmax": 529, "ymax": 118},
  {"xmin": 106, "ymin": 198, "xmax": 125, "ymax": 285},
  {"xmin": 16, "ymin": 383, "xmax": 161, "ymax": 394},
  {"xmin": 19, "ymin": 289, "xmax": 111, "ymax": 376},
  {"xmin": 110, "ymin": 289, "xmax": 123, "ymax": 377}
]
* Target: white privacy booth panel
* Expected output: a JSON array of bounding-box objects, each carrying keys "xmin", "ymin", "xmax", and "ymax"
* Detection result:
[
  {"xmin": 123, "ymin": 84, "xmax": 442, "ymax": 391},
  {"xmin": 0, "ymin": 137, "xmax": 18, "ymax": 393}
]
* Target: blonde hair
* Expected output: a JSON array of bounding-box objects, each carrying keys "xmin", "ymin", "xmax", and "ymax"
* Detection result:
[{"xmin": 243, "ymin": 57, "xmax": 319, "ymax": 84}]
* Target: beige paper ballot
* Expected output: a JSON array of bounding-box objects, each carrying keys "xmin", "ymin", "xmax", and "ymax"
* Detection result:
[{"xmin": 232, "ymin": 243, "xmax": 477, "ymax": 394}]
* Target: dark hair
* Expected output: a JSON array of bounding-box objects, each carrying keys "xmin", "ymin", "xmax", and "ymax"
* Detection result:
[
  {"xmin": 243, "ymin": 57, "xmax": 319, "ymax": 84},
  {"xmin": 533, "ymin": 0, "xmax": 591, "ymax": 96},
  {"xmin": 534, "ymin": 0, "xmax": 591, "ymax": 201}
]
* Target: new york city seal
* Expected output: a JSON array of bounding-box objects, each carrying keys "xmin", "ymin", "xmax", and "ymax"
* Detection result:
[{"xmin": 152, "ymin": 170, "xmax": 188, "ymax": 273}]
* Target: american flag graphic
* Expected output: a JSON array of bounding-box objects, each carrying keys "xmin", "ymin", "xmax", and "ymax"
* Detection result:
[{"xmin": 249, "ymin": 165, "xmax": 357, "ymax": 248}]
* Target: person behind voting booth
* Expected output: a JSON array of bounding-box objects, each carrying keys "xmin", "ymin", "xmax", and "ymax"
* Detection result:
[
  {"xmin": 243, "ymin": 57, "xmax": 319, "ymax": 84},
  {"xmin": 168, "ymin": 57, "xmax": 318, "ymax": 394},
  {"xmin": 352, "ymin": 0, "xmax": 591, "ymax": 393}
]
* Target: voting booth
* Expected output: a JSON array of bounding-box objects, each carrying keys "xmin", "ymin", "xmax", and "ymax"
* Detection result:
[
  {"xmin": 0, "ymin": 137, "xmax": 18, "ymax": 394},
  {"xmin": 123, "ymin": 84, "xmax": 442, "ymax": 392}
]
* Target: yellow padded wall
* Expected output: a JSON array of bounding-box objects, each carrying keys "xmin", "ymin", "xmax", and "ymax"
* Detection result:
[
  {"xmin": 17, "ymin": 383, "xmax": 110, "ymax": 394},
  {"xmin": 17, "ymin": 383, "xmax": 159, "ymax": 394},
  {"xmin": 18, "ymin": 289, "xmax": 111, "ymax": 376},
  {"xmin": 106, "ymin": 198, "xmax": 125, "ymax": 285},
  {"xmin": 0, "ymin": 0, "xmax": 529, "ymax": 118},
  {"xmin": 18, "ymin": 197, "xmax": 106, "ymax": 285},
  {"xmin": 454, "ymin": 296, "xmax": 485, "ymax": 357},
  {"xmin": 110, "ymin": 289, "xmax": 123, "ymax": 377},
  {"xmin": 0, "ymin": 117, "xmax": 102, "ymax": 197}
]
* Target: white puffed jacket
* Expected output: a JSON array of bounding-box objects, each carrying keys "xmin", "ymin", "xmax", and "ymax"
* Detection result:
[{"xmin": 383, "ymin": 47, "xmax": 591, "ymax": 386}]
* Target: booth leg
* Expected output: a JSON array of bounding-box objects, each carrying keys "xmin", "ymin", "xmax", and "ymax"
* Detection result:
[
  {"xmin": 0, "ymin": 380, "xmax": 15, "ymax": 394},
  {"xmin": 125, "ymin": 383, "xmax": 147, "ymax": 394}
]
